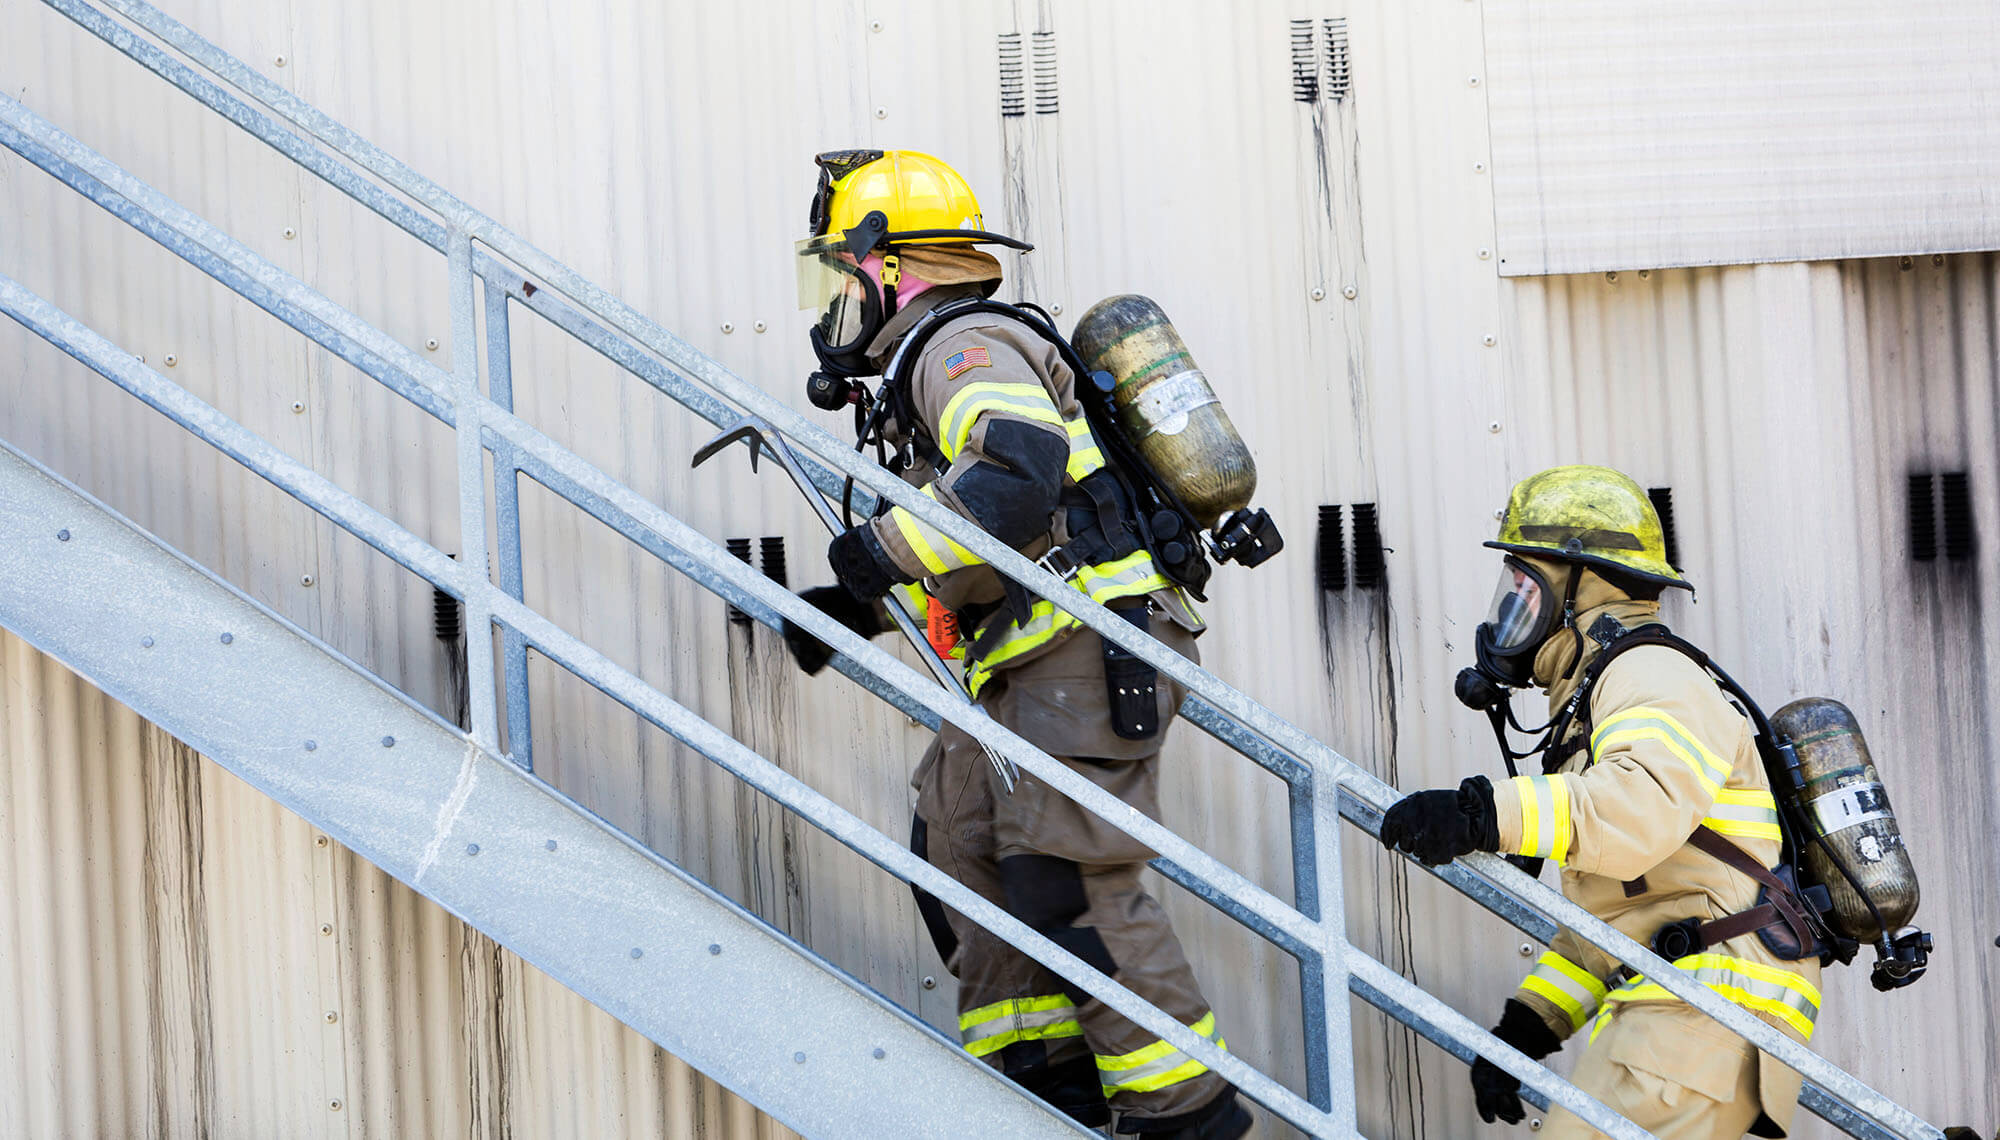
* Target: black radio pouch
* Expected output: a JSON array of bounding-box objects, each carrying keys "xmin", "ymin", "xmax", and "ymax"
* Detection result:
[{"xmin": 1103, "ymin": 603, "xmax": 1160, "ymax": 741}]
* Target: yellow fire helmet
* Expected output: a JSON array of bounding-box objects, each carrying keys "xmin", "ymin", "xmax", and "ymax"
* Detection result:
[
  {"xmin": 1486, "ymin": 465, "xmax": 1690, "ymax": 591},
  {"xmin": 802, "ymin": 149, "xmax": 1030, "ymax": 258}
]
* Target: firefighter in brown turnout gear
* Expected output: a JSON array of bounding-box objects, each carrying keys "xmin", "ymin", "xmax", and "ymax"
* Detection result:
[
  {"xmin": 781, "ymin": 150, "xmax": 1251, "ymax": 1138},
  {"xmin": 1380, "ymin": 466, "xmax": 1823, "ymax": 1139}
]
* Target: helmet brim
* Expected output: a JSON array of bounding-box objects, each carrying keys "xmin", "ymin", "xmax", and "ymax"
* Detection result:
[{"xmin": 1484, "ymin": 540, "xmax": 1692, "ymax": 591}]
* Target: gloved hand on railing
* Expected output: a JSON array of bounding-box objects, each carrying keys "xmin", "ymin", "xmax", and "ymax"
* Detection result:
[
  {"xmin": 1378, "ymin": 775, "xmax": 1500, "ymax": 865},
  {"xmin": 781, "ymin": 585, "xmax": 888, "ymax": 675},
  {"xmin": 1470, "ymin": 998, "xmax": 1562, "ymax": 1124}
]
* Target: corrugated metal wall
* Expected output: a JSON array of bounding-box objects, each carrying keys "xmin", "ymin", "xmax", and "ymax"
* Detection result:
[
  {"xmin": 1, "ymin": 1, "xmax": 1994, "ymax": 1137},
  {"xmin": 0, "ymin": 626, "xmax": 797, "ymax": 1139}
]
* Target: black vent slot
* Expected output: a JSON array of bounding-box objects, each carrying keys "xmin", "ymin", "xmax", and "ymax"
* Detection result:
[
  {"xmin": 1350, "ymin": 503, "xmax": 1385, "ymax": 590},
  {"xmin": 1032, "ymin": 31, "xmax": 1059, "ymax": 114},
  {"xmin": 726, "ymin": 537, "xmax": 755, "ymax": 624},
  {"xmin": 1289, "ymin": 20, "xmax": 1318, "ymax": 102},
  {"xmin": 1940, "ymin": 471, "xmax": 1976, "ymax": 561},
  {"xmin": 998, "ymin": 33, "xmax": 1025, "ymax": 117},
  {"xmin": 1646, "ymin": 487, "xmax": 1680, "ymax": 571},
  {"xmin": 1908, "ymin": 475, "xmax": 1938, "ymax": 562},
  {"xmin": 1323, "ymin": 18, "xmax": 1350, "ymax": 101},
  {"xmin": 759, "ymin": 536, "xmax": 789, "ymax": 587},
  {"xmin": 1317, "ymin": 504, "xmax": 1347, "ymax": 591}
]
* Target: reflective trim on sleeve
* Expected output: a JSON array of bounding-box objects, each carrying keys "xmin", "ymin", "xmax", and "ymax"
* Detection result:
[
  {"xmin": 1702, "ymin": 787, "xmax": 1783, "ymax": 843},
  {"xmin": 1517, "ymin": 951, "xmax": 1608, "ymax": 1032},
  {"xmin": 1509, "ymin": 774, "xmax": 1573, "ymax": 864},
  {"xmin": 959, "ymin": 994, "xmax": 1084, "ymax": 1058},
  {"xmin": 1063, "ymin": 416, "xmax": 1106, "ymax": 481},
  {"xmin": 1096, "ymin": 1011, "xmax": 1225, "ymax": 1096},
  {"xmin": 1587, "ymin": 953, "xmax": 1821, "ymax": 1042},
  {"xmin": 1590, "ymin": 707, "xmax": 1733, "ymax": 796},
  {"xmin": 887, "ymin": 486, "xmax": 984, "ymax": 576},
  {"xmin": 937, "ymin": 381, "xmax": 1065, "ymax": 461}
]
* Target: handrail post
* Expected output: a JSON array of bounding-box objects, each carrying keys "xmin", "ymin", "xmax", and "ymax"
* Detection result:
[
  {"xmin": 483, "ymin": 272, "xmax": 533, "ymax": 770},
  {"xmin": 448, "ymin": 226, "xmax": 500, "ymax": 752},
  {"xmin": 1310, "ymin": 769, "xmax": 1358, "ymax": 1133}
]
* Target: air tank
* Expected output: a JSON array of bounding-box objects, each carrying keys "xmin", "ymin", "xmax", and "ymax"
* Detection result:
[
  {"xmin": 1769, "ymin": 698, "xmax": 1921, "ymax": 942},
  {"xmin": 1069, "ymin": 295, "xmax": 1257, "ymax": 529}
]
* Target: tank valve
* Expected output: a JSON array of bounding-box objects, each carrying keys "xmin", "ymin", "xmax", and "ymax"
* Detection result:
[
  {"xmin": 1869, "ymin": 926, "xmax": 1932, "ymax": 991},
  {"xmin": 1212, "ymin": 508, "xmax": 1283, "ymax": 567}
]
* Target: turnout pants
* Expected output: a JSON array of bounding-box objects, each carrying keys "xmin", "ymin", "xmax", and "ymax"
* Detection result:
[
  {"xmin": 910, "ymin": 704, "xmax": 1231, "ymax": 1130},
  {"xmin": 1542, "ymin": 1003, "xmax": 1766, "ymax": 1140}
]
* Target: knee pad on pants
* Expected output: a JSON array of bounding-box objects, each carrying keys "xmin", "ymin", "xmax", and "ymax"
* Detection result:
[{"xmin": 999, "ymin": 853, "xmax": 1118, "ymax": 984}]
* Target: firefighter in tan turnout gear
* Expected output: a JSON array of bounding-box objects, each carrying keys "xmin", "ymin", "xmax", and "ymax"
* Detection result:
[
  {"xmin": 781, "ymin": 150, "xmax": 1251, "ymax": 1139},
  {"xmin": 1380, "ymin": 466, "xmax": 1823, "ymax": 1139}
]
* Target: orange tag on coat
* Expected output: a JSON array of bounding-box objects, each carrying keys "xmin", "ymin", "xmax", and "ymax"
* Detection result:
[{"xmin": 925, "ymin": 596, "xmax": 961, "ymax": 656}]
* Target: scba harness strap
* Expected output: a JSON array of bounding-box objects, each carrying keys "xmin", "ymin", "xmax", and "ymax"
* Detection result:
[{"xmin": 1547, "ymin": 620, "xmax": 1842, "ymax": 964}]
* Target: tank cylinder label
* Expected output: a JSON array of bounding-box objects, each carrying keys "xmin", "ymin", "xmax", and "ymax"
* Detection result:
[
  {"xmin": 1120, "ymin": 370, "xmax": 1218, "ymax": 438},
  {"xmin": 1808, "ymin": 781, "xmax": 1891, "ymax": 833}
]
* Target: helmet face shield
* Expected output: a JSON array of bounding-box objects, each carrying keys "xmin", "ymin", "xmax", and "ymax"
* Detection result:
[
  {"xmin": 1482, "ymin": 557, "xmax": 1555, "ymax": 654},
  {"xmin": 795, "ymin": 240, "xmax": 875, "ymax": 353}
]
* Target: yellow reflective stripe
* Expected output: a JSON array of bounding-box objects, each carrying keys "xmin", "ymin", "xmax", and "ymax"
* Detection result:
[
  {"xmin": 1596, "ymin": 952, "xmax": 1822, "ymax": 1040},
  {"xmin": 894, "ymin": 581, "xmax": 930, "ymax": 615},
  {"xmin": 1703, "ymin": 787, "xmax": 1782, "ymax": 842},
  {"xmin": 1508, "ymin": 775, "xmax": 1573, "ymax": 864},
  {"xmin": 964, "ymin": 552, "xmax": 1174, "ymax": 695},
  {"xmin": 887, "ymin": 489, "xmax": 984, "ymax": 577},
  {"xmin": 937, "ymin": 381, "xmax": 1064, "ymax": 461},
  {"xmin": 1096, "ymin": 1011, "xmax": 1225, "ymax": 1095},
  {"xmin": 1064, "ymin": 416, "xmax": 1105, "ymax": 480},
  {"xmin": 1517, "ymin": 952, "xmax": 1607, "ymax": 1031},
  {"xmin": 959, "ymin": 994, "xmax": 1083, "ymax": 1058},
  {"xmin": 1591, "ymin": 707, "xmax": 1732, "ymax": 797}
]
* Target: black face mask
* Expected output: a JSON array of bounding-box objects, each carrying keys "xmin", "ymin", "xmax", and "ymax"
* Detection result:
[{"xmin": 807, "ymin": 261, "xmax": 896, "ymax": 380}]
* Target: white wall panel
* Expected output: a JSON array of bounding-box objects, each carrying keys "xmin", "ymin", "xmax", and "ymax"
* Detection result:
[{"xmin": 1484, "ymin": 1, "xmax": 2000, "ymax": 275}]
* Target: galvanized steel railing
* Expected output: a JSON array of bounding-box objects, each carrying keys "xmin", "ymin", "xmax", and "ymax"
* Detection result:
[{"xmin": 0, "ymin": 3, "xmax": 1944, "ymax": 1137}]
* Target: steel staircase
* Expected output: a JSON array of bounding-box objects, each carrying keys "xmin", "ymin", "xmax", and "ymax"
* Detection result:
[{"xmin": 0, "ymin": 2, "xmax": 1947, "ymax": 1137}]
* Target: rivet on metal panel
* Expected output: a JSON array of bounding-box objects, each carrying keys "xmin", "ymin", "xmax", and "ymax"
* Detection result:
[
  {"xmin": 381, "ymin": 735, "xmax": 395, "ymax": 747},
  {"xmin": 870, "ymin": 19, "xmax": 883, "ymax": 31},
  {"xmin": 1489, "ymin": 421, "xmax": 1502, "ymax": 434},
  {"xmin": 275, "ymin": 55, "xmax": 287, "ymax": 67},
  {"xmin": 1605, "ymin": 271, "xmax": 1619, "ymax": 283},
  {"xmin": 1309, "ymin": 287, "xmax": 1325, "ymax": 301},
  {"xmin": 1494, "ymin": 508, "xmax": 1505, "ymax": 520},
  {"xmin": 1468, "ymin": 76, "xmax": 1481, "ymax": 87},
  {"xmin": 721, "ymin": 322, "xmax": 734, "ymax": 334},
  {"xmin": 1899, "ymin": 257, "xmax": 1914, "ymax": 271},
  {"xmin": 1473, "ymin": 161, "xmax": 1487, "ymax": 174},
  {"xmin": 329, "ymin": 1100, "xmax": 342, "ymax": 1112},
  {"xmin": 220, "ymin": 632, "xmax": 233, "ymax": 644},
  {"xmin": 1530, "ymin": 1119, "xmax": 1543, "ymax": 1131},
  {"xmin": 56, "ymin": 528, "xmax": 70, "ymax": 542},
  {"xmin": 709, "ymin": 943, "xmax": 722, "ymax": 955},
  {"xmin": 1932, "ymin": 254, "xmax": 1945, "ymax": 267},
  {"xmin": 290, "ymin": 400, "xmax": 305, "ymax": 413},
  {"xmin": 873, "ymin": 1047, "xmax": 887, "ymax": 1059},
  {"xmin": 304, "ymin": 740, "xmax": 316, "ymax": 751},
  {"xmin": 164, "ymin": 353, "xmax": 178, "ymax": 366},
  {"xmin": 1482, "ymin": 334, "xmax": 1497, "ymax": 347},
  {"xmin": 465, "ymin": 843, "xmax": 480, "ymax": 856},
  {"xmin": 316, "ymin": 835, "xmax": 329, "ymax": 848},
  {"xmin": 875, "ymin": 106, "xmax": 888, "ymax": 119},
  {"xmin": 282, "ymin": 226, "xmax": 296, "ymax": 240},
  {"xmin": 424, "ymin": 337, "xmax": 440, "ymax": 350},
  {"xmin": 301, "ymin": 574, "xmax": 315, "ymax": 587},
  {"xmin": 1342, "ymin": 285, "xmax": 1357, "ymax": 300},
  {"xmin": 794, "ymin": 1052, "xmax": 807, "ymax": 1064},
  {"xmin": 546, "ymin": 839, "xmax": 558, "ymax": 851},
  {"xmin": 324, "ymin": 1010, "xmax": 338, "ymax": 1023},
  {"xmin": 1518, "ymin": 942, "xmax": 1535, "ymax": 957},
  {"xmin": 753, "ymin": 320, "xmax": 767, "ymax": 332},
  {"xmin": 319, "ymin": 923, "xmax": 333, "ymax": 936},
  {"xmin": 922, "ymin": 975, "xmax": 938, "ymax": 989},
  {"xmin": 630, "ymin": 947, "xmax": 643, "ymax": 959},
  {"xmin": 1637, "ymin": 269, "xmax": 1651, "ymax": 279},
  {"xmin": 1050, "ymin": 304, "xmax": 1063, "ymax": 316},
  {"xmin": 141, "ymin": 636, "xmax": 154, "ymax": 648}
]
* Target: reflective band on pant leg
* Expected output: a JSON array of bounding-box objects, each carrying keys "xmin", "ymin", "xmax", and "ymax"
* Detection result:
[
  {"xmin": 1517, "ymin": 952, "xmax": 1608, "ymax": 1032},
  {"xmin": 1096, "ymin": 1011, "xmax": 1226, "ymax": 1096},
  {"xmin": 959, "ymin": 994, "xmax": 1085, "ymax": 1058}
]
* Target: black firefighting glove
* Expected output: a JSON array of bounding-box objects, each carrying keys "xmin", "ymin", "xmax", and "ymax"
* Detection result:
[
  {"xmin": 1469, "ymin": 998, "xmax": 1562, "ymax": 1125},
  {"xmin": 1378, "ymin": 775, "xmax": 1500, "ymax": 866},
  {"xmin": 827, "ymin": 523, "xmax": 910, "ymax": 603},
  {"xmin": 781, "ymin": 585, "xmax": 888, "ymax": 676}
]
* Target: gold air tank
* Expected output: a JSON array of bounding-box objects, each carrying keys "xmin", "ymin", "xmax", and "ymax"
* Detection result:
[
  {"xmin": 1769, "ymin": 698, "xmax": 1921, "ymax": 942},
  {"xmin": 1070, "ymin": 295, "xmax": 1256, "ymax": 529}
]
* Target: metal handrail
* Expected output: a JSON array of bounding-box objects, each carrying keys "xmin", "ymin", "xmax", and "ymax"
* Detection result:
[{"xmin": 9, "ymin": 2, "xmax": 1946, "ymax": 1135}]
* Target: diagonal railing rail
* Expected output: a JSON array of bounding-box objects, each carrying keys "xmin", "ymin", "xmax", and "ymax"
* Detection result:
[{"xmin": 0, "ymin": 2, "xmax": 1944, "ymax": 1136}]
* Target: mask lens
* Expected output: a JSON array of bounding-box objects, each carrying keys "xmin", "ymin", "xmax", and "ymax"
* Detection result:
[{"xmin": 1483, "ymin": 560, "xmax": 1547, "ymax": 651}]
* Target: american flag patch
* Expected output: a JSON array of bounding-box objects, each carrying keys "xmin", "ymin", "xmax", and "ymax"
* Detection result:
[{"xmin": 943, "ymin": 345, "xmax": 991, "ymax": 379}]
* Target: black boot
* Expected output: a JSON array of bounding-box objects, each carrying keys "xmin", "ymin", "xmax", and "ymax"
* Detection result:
[{"xmin": 1119, "ymin": 1088, "xmax": 1252, "ymax": 1139}]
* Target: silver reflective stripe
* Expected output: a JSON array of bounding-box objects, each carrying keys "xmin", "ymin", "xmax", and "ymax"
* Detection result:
[{"xmin": 961, "ymin": 1002, "xmax": 1080, "ymax": 1049}]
